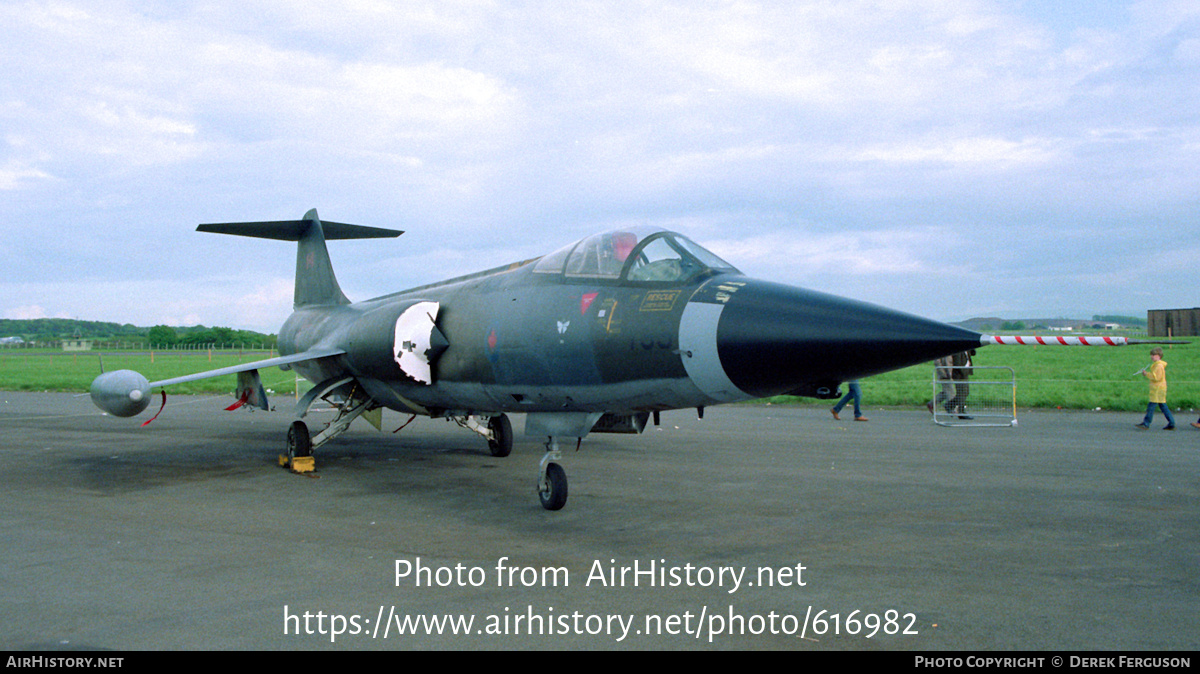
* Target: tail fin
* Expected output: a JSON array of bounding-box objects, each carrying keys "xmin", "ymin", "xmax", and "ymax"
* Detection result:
[{"xmin": 197, "ymin": 209, "xmax": 402, "ymax": 308}]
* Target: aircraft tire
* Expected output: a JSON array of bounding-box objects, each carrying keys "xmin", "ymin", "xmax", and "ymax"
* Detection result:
[
  {"xmin": 539, "ymin": 462, "xmax": 568, "ymax": 511},
  {"xmin": 487, "ymin": 414, "xmax": 513, "ymax": 458},
  {"xmin": 287, "ymin": 420, "xmax": 312, "ymax": 464}
]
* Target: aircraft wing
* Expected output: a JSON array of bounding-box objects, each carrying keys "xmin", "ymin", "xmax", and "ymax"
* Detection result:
[
  {"xmin": 145, "ymin": 346, "xmax": 346, "ymax": 388},
  {"xmin": 90, "ymin": 346, "xmax": 347, "ymax": 418}
]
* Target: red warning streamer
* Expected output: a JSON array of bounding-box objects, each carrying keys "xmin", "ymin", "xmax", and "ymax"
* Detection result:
[
  {"xmin": 224, "ymin": 390, "xmax": 250, "ymax": 411},
  {"xmin": 140, "ymin": 390, "xmax": 167, "ymax": 427},
  {"xmin": 393, "ymin": 414, "xmax": 417, "ymax": 433}
]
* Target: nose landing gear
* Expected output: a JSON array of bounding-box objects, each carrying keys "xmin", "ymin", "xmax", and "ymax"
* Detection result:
[{"xmin": 537, "ymin": 437, "xmax": 575, "ymax": 511}]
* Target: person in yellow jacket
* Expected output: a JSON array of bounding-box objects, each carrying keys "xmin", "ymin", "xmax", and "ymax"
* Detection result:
[{"xmin": 1134, "ymin": 347, "xmax": 1175, "ymax": 430}]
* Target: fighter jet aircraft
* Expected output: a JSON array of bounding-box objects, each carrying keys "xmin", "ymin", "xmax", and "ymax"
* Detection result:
[{"xmin": 91, "ymin": 209, "xmax": 983, "ymax": 509}]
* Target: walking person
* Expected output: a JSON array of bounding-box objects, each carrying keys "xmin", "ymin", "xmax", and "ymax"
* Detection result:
[
  {"xmin": 1134, "ymin": 347, "xmax": 1175, "ymax": 430},
  {"xmin": 831, "ymin": 381, "xmax": 868, "ymax": 421},
  {"xmin": 928, "ymin": 355, "xmax": 955, "ymax": 414},
  {"xmin": 949, "ymin": 350, "xmax": 975, "ymax": 419}
]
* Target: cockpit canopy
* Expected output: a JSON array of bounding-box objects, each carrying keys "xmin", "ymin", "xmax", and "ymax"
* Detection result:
[{"xmin": 532, "ymin": 228, "xmax": 738, "ymax": 283}]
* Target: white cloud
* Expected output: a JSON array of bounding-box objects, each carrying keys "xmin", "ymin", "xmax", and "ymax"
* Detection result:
[
  {"xmin": 4, "ymin": 305, "xmax": 70, "ymax": 320},
  {"xmin": 0, "ymin": 161, "xmax": 52, "ymax": 190},
  {"xmin": 705, "ymin": 227, "xmax": 956, "ymax": 278},
  {"xmin": 853, "ymin": 136, "xmax": 1061, "ymax": 166},
  {"xmin": 1, "ymin": 0, "xmax": 1198, "ymax": 326},
  {"xmin": 0, "ymin": 276, "xmax": 294, "ymax": 334}
]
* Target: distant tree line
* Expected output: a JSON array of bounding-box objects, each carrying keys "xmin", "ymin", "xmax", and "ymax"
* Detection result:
[
  {"xmin": 0, "ymin": 318, "xmax": 142, "ymax": 342},
  {"xmin": 146, "ymin": 325, "xmax": 276, "ymax": 348},
  {"xmin": 0, "ymin": 318, "xmax": 276, "ymax": 349}
]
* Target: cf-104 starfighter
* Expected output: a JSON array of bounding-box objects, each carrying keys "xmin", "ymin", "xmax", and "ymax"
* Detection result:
[{"xmin": 91, "ymin": 209, "xmax": 982, "ymax": 509}]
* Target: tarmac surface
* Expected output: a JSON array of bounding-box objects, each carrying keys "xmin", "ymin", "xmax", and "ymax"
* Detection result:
[{"xmin": 1, "ymin": 391, "xmax": 1197, "ymax": 651}]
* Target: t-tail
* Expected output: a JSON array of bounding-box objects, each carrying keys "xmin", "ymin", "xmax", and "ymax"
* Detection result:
[
  {"xmin": 90, "ymin": 209, "xmax": 401, "ymax": 419},
  {"xmin": 197, "ymin": 208, "xmax": 403, "ymax": 308}
]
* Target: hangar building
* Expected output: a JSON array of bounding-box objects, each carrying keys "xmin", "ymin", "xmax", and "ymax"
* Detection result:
[{"xmin": 1148, "ymin": 308, "xmax": 1200, "ymax": 338}]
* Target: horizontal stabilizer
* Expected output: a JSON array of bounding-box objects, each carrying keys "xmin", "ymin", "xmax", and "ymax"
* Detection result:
[
  {"xmin": 198, "ymin": 208, "xmax": 401, "ymax": 308},
  {"xmin": 197, "ymin": 220, "xmax": 402, "ymax": 240}
]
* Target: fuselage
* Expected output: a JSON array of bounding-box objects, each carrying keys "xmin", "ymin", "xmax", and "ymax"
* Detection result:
[{"xmin": 278, "ymin": 229, "xmax": 982, "ymax": 418}]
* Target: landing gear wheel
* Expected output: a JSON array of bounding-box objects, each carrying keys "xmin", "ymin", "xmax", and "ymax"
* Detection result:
[
  {"xmin": 538, "ymin": 462, "xmax": 568, "ymax": 511},
  {"xmin": 287, "ymin": 420, "xmax": 312, "ymax": 466},
  {"xmin": 487, "ymin": 414, "xmax": 513, "ymax": 458}
]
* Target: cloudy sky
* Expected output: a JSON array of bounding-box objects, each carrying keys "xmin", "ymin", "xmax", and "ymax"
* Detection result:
[{"xmin": 2, "ymin": 0, "xmax": 1197, "ymax": 333}]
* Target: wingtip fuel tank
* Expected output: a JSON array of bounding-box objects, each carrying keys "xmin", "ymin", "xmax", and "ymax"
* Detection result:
[{"xmin": 90, "ymin": 370, "xmax": 151, "ymax": 417}]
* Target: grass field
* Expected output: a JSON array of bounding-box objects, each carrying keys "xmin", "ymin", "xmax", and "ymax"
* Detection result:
[
  {"xmin": 2, "ymin": 340, "xmax": 1197, "ymax": 413},
  {"xmin": 0, "ymin": 350, "xmax": 305, "ymax": 397},
  {"xmin": 771, "ymin": 339, "xmax": 1199, "ymax": 413}
]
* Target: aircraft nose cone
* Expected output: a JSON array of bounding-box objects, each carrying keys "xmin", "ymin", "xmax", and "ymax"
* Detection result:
[{"xmin": 705, "ymin": 279, "xmax": 982, "ymax": 399}]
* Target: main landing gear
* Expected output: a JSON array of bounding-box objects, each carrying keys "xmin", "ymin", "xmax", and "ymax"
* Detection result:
[
  {"xmin": 281, "ymin": 391, "xmax": 374, "ymax": 473},
  {"xmin": 285, "ymin": 420, "xmax": 313, "ymax": 471},
  {"xmin": 452, "ymin": 413, "xmax": 513, "ymax": 458}
]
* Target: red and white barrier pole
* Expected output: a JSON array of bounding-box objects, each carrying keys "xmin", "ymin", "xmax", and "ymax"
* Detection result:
[
  {"xmin": 982, "ymin": 335, "xmax": 1187, "ymax": 346},
  {"xmin": 983, "ymin": 335, "xmax": 1128, "ymax": 346}
]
